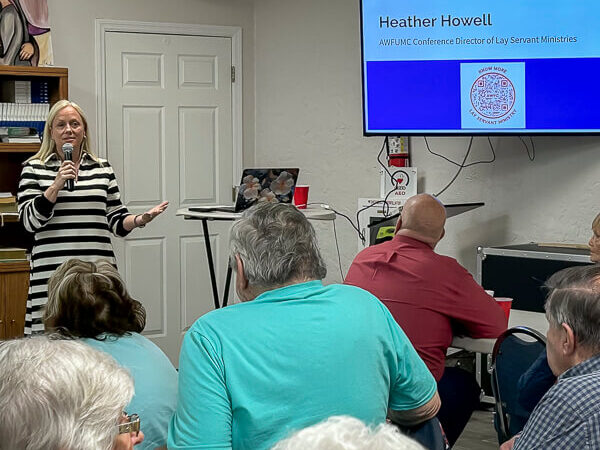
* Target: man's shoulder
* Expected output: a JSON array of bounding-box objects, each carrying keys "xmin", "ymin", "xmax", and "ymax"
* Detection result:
[
  {"xmin": 536, "ymin": 368, "xmax": 600, "ymax": 418},
  {"xmin": 554, "ymin": 366, "xmax": 600, "ymax": 400},
  {"xmin": 517, "ymin": 369, "xmax": 600, "ymax": 449},
  {"xmin": 189, "ymin": 283, "xmax": 383, "ymax": 326},
  {"xmin": 352, "ymin": 240, "xmax": 395, "ymax": 260}
]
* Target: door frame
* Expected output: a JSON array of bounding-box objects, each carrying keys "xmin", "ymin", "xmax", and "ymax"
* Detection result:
[{"xmin": 94, "ymin": 19, "xmax": 242, "ymax": 181}]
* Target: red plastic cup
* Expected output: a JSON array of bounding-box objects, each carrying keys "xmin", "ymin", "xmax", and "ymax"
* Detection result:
[
  {"xmin": 293, "ymin": 185, "xmax": 309, "ymax": 209},
  {"xmin": 495, "ymin": 297, "xmax": 513, "ymax": 321}
]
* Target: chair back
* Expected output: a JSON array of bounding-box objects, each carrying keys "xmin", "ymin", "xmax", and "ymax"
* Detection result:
[
  {"xmin": 397, "ymin": 416, "xmax": 449, "ymax": 450},
  {"xmin": 490, "ymin": 326, "xmax": 546, "ymax": 444}
]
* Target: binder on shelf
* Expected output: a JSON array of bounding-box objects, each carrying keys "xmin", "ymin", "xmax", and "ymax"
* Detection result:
[
  {"xmin": 31, "ymin": 81, "xmax": 50, "ymax": 103},
  {"xmin": 0, "ymin": 126, "xmax": 34, "ymax": 136},
  {"xmin": 1, "ymin": 136, "xmax": 41, "ymax": 143},
  {"xmin": 0, "ymin": 80, "xmax": 30, "ymax": 103},
  {"xmin": 0, "ymin": 247, "xmax": 28, "ymax": 260},
  {"xmin": 0, "ymin": 80, "xmax": 49, "ymax": 103},
  {"xmin": 0, "ymin": 196, "xmax": 17, "ymax": 213}
]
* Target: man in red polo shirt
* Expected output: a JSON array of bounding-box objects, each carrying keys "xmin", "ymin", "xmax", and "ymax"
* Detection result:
[{"xmin": 345, "ymin": 193, "xmax": 506, "ymax": 446}]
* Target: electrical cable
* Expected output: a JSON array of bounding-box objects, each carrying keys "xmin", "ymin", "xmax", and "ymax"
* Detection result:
[
  {"xmin": 307, "ymin": 202, "xmax": 365, "ymax": 244},
  {"xmin": 424, "ymin": 136, "xmax": 496, "ymax": 167},
  {"xmin": 434, "ymin": 136, "xmax": 474, "ymax": 198},
  {"xmin": 305, "ymin": 136, "xmax": 408, "ymax": 246},
  {"xmin": 303, "ymin": 202, "xmax": 348, "ymax": 280},
  {"xmin": 378, "ymin": 136, "xmax": 396, "ymax": 187},
  {"xmin": 519, "ymin": 136, "xmax": 536, "ymax": 161},
  {"xmin": 332, "ymin": 218, "xmax": 344, "ymax": 281}
]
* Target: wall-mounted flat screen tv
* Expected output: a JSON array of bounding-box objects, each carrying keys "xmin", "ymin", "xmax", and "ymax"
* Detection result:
[{"xmin": 360, "ymin": 1, "xmax": 600, "ymax": 135}]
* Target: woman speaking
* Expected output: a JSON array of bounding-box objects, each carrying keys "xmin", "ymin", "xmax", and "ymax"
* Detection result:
[{"xmin": 17, "ymin": 100, "xmax": 168, "ymax": 334}]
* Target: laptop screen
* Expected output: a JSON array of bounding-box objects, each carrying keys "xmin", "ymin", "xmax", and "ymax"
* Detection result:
[{"xmin": 235, "ymin": 168, "xmax": 300, "ymax": 212}]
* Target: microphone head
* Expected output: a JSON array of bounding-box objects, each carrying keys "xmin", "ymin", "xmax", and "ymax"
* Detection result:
[{"xmin": 62, "ymin": 143, "xmax": 74, "ymax": 160}]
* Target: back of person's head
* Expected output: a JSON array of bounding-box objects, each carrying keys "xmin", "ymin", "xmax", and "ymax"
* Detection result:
[
  {"xmin": 271, "ymin": 416, "xmax": 425, "ymax": 450},
  {"xmin": 44, "ymin": 258, "xmax": 146, "ymax": 338},
  {"xmin": 545, "ymin": 264, "xmax": 600, "ymax": 353},
  {"xmin": 0, "ymin": 335, "xmax": 134, "ymax": 450},
  {"xmin": 229, "ymin": 202, "xmax": 327, "ymax": 288},
  {"xmin": 398, "ymin": 194, "xmax": 446, "ymax": 245}
]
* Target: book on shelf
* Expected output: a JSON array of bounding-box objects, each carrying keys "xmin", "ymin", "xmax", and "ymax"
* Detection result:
[
  {"xmin": 0, "ymin": 80, "xmax": 49, "ymax": 103},
  {"xmin": 1, "ymin": 135, "xmax": 41, "ymax": 143},
  {"xmin": 0, "ymin": 102, "xmax": 49, "ymax": 136},
  {"xmin": 0, "ymin": 196, "xmax": 17, "ymax": 213},
  {"xmin": 0, "ymin": 247, "xmax": 28, "ymax": 260},
  {"xmin": 0, "ymin": 195, "xmax": 16, "ymax": 203},
  {"xmin": 0, "ymin": 126, "xmax": 36, "ymax": 137}
]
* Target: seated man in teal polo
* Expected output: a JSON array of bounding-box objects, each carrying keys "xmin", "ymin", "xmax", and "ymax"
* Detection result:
[{"xmin": 168, "ymin": 203, "xmax": 440, "ymax": 450}]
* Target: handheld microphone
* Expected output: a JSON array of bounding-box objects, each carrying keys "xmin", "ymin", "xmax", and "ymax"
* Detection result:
[{"xmin": 62, "ymin": 143, "xmax": 74, "ymax": 191}]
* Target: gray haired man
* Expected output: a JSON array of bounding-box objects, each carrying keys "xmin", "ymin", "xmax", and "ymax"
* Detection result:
[
  {"xmin": 169, "ymin": 203, "xmax": 440, "ymax": 450},
  {"xmin": 505, "ymin": 265, "xmax": 600, "ymax": 450}
]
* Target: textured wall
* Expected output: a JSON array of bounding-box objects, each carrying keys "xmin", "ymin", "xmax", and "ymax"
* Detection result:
[
  {"xmin": 47, "ymin": 0, "xmax": 255, "ymax": 166},
  {"xmin": 46, "ymin": 0, "xmax": 600, "ymax": 282},
  {"xmin": 254, "ymin": 0, "xmax": 600, "ymax": 281}
]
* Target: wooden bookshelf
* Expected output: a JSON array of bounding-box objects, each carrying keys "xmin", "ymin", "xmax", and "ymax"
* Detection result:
[
  {"xmin": 0, "ymin": 260, "xmax": 29, "ymax": 338},
  {"xmin": 0, "ymin": 66, "xmax": 69, "ymax": 251},
  {"xmin": 0, "ymin": 144, "xmax": 39, "ymax": 153}
]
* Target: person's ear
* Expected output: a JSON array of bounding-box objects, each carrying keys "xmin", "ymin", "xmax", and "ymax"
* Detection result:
[
  {"xmin": 235, "ymin": 254, "xmax": 249, "ymax": 299},
  {"xmin": 561, "ymin": 323, "xmax": 576, "ymax": 356},
  {"xmin": 394, "ymin": 216, "xmax": 403, "ymax": 234}
]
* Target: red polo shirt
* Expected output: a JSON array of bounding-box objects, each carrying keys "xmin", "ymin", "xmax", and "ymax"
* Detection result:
[{"xmin": 345, "ymin": 235, "xmax": 506, "ymax": 381}]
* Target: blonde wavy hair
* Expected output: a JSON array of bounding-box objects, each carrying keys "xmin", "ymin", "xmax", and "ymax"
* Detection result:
[{"xmin": 26, "ymin": 99, "xmax": 100, "ymax": 163}]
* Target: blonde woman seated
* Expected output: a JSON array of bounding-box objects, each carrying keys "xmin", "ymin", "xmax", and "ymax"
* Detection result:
[{"xmin": 44, "ymin": 258, "xmax": 178, "ymax": 450}]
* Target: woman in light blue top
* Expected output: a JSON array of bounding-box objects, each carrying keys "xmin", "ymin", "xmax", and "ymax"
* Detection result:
[{"xmin": 44, "ymin": 258, "xmax": 178, "ymax": 450}]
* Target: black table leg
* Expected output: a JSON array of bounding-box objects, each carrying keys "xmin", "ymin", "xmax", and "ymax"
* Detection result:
[
  {"xmin": 222, "ymin": 265, "xmax": 232, "ymax": 307},
  {"xmin": 201, "ymin": 218, "xmax": 220, "ymax": 310}
]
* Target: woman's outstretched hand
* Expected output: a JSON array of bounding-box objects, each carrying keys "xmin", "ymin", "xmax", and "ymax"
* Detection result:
[{"xmin": 139, "ymin": 201, "xmax": 169, "ymax": 226}]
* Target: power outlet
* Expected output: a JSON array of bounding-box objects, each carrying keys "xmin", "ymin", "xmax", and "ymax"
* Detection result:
[{"xmin": 388, "ymin": 136, "xmax": 401, "ymax": 153}]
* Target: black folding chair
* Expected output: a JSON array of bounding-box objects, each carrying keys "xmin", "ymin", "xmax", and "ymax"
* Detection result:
[{"xmin": 490, "ymin": 326, "xmax": 546, "ymax": 444}]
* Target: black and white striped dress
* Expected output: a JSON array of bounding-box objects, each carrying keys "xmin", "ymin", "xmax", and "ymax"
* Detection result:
[{"xmin": 17, "ymin": 152, "xmax": 130, "ymax": 334}]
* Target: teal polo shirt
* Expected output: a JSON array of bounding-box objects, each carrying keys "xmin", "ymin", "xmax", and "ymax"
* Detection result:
[{"xmin": 168, "ymin": 280, "xmax": 436, "ymax": 450}]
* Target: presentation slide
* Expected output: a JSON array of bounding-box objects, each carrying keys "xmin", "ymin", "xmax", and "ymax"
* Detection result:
[{"xmin": 361, "ymin": 0, "xmax": 600, "ymax": 134}]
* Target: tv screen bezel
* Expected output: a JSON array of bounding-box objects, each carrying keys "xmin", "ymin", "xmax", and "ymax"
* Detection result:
[{"xmin": 358, "ymin": 0, "xmax": 600, "ymax": 137}]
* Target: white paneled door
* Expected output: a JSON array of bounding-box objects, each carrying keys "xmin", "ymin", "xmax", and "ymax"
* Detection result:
[{"xmin": 104, "ymin": 31, "xmax": 235, "ymax": 365}]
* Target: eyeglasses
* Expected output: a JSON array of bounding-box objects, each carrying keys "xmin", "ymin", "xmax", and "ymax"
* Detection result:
[{"xmin": 118, "ymin": 413, "xmax": 140, "ymax": 435}]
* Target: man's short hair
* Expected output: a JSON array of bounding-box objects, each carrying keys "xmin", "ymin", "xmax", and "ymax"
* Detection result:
[
  {"xmin": 229, "ymin": 203, "xmax": 327, "ymax": 287},
  {"xmin": 545, "ymin": 264, "xmax": 600, "ymax": 353},
  {"xmin": 272, "ymin": 415, "xmax": 425, "ymax": 450},
  {"xmin": 0, "ymin": 336, "xmax": 134, "ymax": 450}
]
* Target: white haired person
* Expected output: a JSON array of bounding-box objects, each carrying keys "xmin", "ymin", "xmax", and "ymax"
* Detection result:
[
  {"xmin": 169, "ymin": 203, "xmax": 440, "ymax": 450},
  {"xmin": 18, "ymin": 99, "xmax": 168, "ymax": 334},
  {"xmin": 0, "ymin": 336, "xmax": 144, "ymax": 450},
  {"xmin": 272, "ymin": 416, "xmax": 425, "ymax": 450}
]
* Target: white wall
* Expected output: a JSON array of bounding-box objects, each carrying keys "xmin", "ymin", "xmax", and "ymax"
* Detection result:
[
  {"xmin": 45, "ymin": 0, "xmax": 600, "ymax": 281},
  {"xmin": 254, "ymin": 0, "xmax": 600, "ymax": 279},
  {"xmin": 48, "ymin": 0, "xmax": 255, "ymax": 166}
]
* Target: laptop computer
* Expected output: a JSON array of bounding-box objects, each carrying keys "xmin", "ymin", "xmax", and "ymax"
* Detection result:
[{"xmin": 189, "ymin": 168, "xmax": 300, "ymax": 213}]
